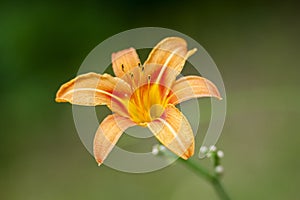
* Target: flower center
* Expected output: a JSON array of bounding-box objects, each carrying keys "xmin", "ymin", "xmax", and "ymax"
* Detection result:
[{"xmin": 128, "ymin": 83, "xmax": 169, "ymax": 125}]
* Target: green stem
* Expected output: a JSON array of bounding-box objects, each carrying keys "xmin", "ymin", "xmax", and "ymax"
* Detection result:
[
  {"xmin": 211, "ymin": 177, "xmax": 231, "ymax": 200},
  {"xmin": 159, "ymin": 148, "xmax": 231, "ymax": 200},
  {"xmin": 178, "ymin": 158, "xmax": 230, "ymax": 200}
]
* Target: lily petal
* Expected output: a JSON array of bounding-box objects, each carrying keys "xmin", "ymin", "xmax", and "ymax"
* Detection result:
[
  {"xmin": 144, "ymin": 37, "xmax": 197, "ymax": 74},
  {"xmin": 55, "ymin": 72, "xmax": 131, "ymax": 116},
  {"xmin": 112, "ymin": 47, "xmax": 141, "ymax": 78},
  {"xmin": 93, "ymin": 114, "xmax": 136, "ymax": 165},
  {"xmin": 148, "ymin": 104, "xmax": 194, "ymax": 159},
  {"xmin": 168, "ymin": 76, "xmax": 222, "ymax": 105},
  {"xmin": 140, "ymin": 64, "xmax": 177, "ymax": 89}
]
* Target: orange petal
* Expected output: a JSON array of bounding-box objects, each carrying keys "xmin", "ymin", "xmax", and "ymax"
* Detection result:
[
  {"xmin": 112, "ymin": 47, "xmax": 141, "ymax": 78},
  {"xmin": 140, "ymin": 64, "xmax": 177, "ymax": 88},
  {"xmin": 148, "ymin": 104, "xmax": 194, "ymax": 159},
  {"xmin": 119, "ymin": 63, "xmax": 178, "ymax": 96},
  {"xmin": 168, "ymin": 76, "xmax": 222, "ymax": 105},
  {"xmin": 144, "ymin": 37, "xmax": 197, "ymax": 74},
  {"xmin": 93, "ymin": 114, "xmax": 136, "ymax": 165},
  {"xmin": 55, "ymin": 72, "xmax": 131, "ymax": 116}
]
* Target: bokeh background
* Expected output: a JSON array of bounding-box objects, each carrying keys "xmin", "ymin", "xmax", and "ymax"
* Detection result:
[{"xmin": 1, "ymin": 0, "xmax": 299, "ymax": 199}]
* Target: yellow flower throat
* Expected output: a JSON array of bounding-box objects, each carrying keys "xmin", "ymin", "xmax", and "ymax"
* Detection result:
[{"xmin": 128, "ymin": 83, "xmax": 169, "ymax": 125}]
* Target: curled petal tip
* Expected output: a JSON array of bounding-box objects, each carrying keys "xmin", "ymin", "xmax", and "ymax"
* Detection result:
[
  {"xmin": 190, "ymin": 48, "xmax": 198, "ymax": 53},
  {"xmin": 181, "ymin": 149, "xmax": 194, "ymax": 160},
  {"xmin": 180, "ymin": 150, "xmax": 194, "ymax": 160},
  {"xmin": 180, "ymin": 155, "xmax": 189, "ymax": 160},
  {"xmin": 96, "ymin": 160, "xmax": 103, "ymax": 166},
  {"xmin": 55, "ymin": 97, "xmax": 64, "ymax": 103},
  {"xmin": 214, "ymin": 95, "xmax": 223, "ymax": 101}
]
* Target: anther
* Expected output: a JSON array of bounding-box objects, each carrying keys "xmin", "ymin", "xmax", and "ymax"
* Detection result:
[
  {"xmin": 121, "ymin": 64, "xmax": 125, "ymax": 72},
  {"xmin": 141, "ymin": 66, "xmax": 145, "ymax": 72},
  {"xmin": 130, "ymin": 73, "xmax": 134, "ymax": 79},
  {"xmin": 148, "ymin": 75, "xmax": 151, "ymax": 81},
  {"xmin": 138, "ymin": 63, "xmax": 141, "ymax": 67}
]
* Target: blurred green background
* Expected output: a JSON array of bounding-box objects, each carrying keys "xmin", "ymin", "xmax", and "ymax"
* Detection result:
[{"xmin": 1, "ymin": 0, "xmax": 300, "ymax": 199}]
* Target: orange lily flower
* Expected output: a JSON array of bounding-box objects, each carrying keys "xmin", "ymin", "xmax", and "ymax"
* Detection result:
[{"xmin": 56, "ymin": 37, "xmax": 221, "ymax": 166}]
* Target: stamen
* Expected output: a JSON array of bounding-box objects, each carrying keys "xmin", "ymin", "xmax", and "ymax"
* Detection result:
[
  {"xmin": 138, "ymin": 63, "xmax": 141, "ymax": 67},
  {"xmin": 141, "ymin": 66, "xmax": 144, "ymax": 72},
  {"xmin": 121, "ymin": 64, "xmax": 125, "ymax": 72},
  {"xmin": 130, "ymin": 73, "xmax": 134, "ymax": 79},
  {"xmin": 147, "ymin": 75, "xmax": 151, "ymax": 107}
]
